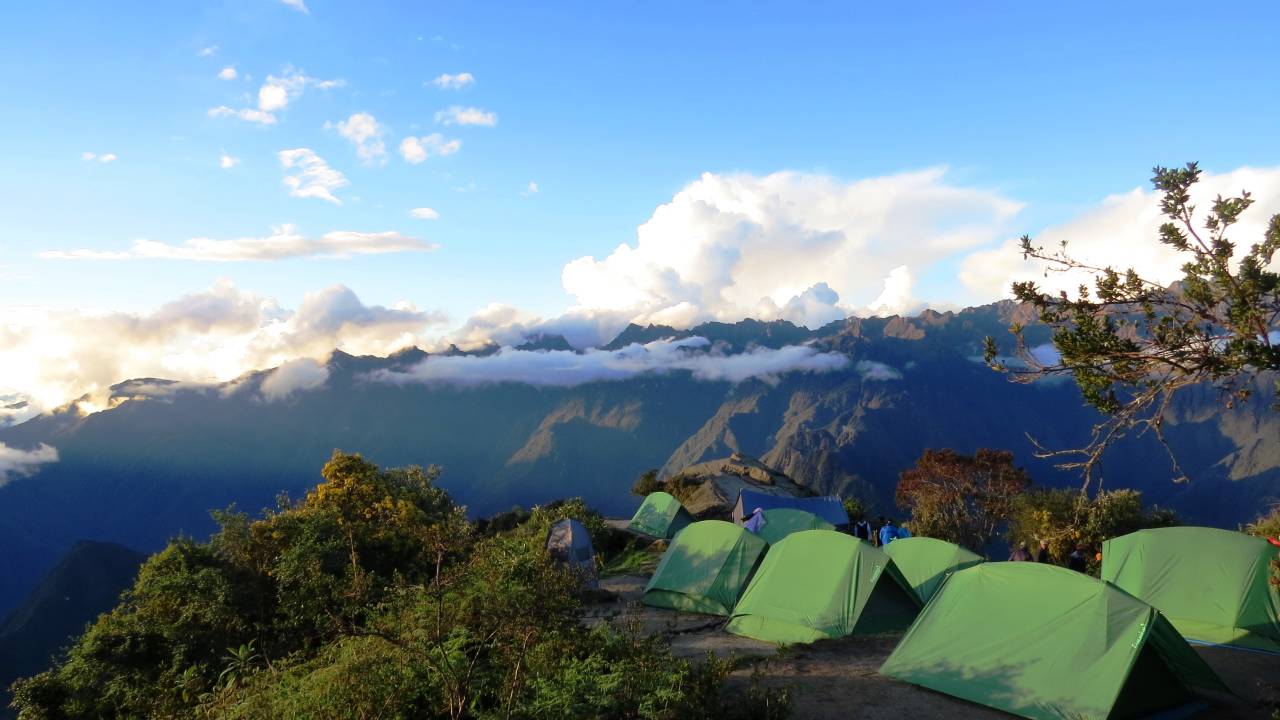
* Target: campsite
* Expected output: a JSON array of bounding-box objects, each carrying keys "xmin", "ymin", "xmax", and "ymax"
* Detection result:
[{"xmin": 578, "ymin": 487, "xmax": 1280, "ymax": 719}]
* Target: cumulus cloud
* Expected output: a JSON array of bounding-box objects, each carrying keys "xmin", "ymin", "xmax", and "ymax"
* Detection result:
[
  {"xmin": 560, "ymin": 169, "xmax": 1022, "ymax": 330},
  {"xmin": 81, "ymin": 152, "xmax": 117, "ymax": 163},
  {"xmin": 210, "ymin": 67, "xmax": 342, "ymax": 125},
  {"xmin": 279, "ymin": 148, "xmax": 348, "ymax": 204},
  {"xmin": 410, "ymin": 207, "xmax": 439, "ymax": 220},
  {"xmin": 331, "ymin": 112, "xmax": 386, "ymax": 163},
  {"xmin": 372, "ymin": 336, "xmax": 849, "ymax": 388},
  {"xmin": 0, "ymin": 443, "xmax": 58, "ymax": 486},
  {"xmin": 434, "ymin": 106, "xmax": 497, "ymax": 127},
  {"xmin": 430, "ymin": 72, "xmax": 474, "ymax": 89},
  {"xmin": 218, "ymin": 66, "xmax": 238, "ymax": 80},
  {"xmin": 0, "ymin": 282, "xmax": 446, "ymax": 418},
  {"xmin": 39, "ymin": 224, "xmax": 437, "ymax": 262},
  {"xmin": 260, "ymin": 357, "xmax": 329, "ymax": 400},
  {"xmin": 399, "ymin": 134, "xmax": 461, "ymax": 164},
  {"xmin": 219, "ymin": 150, "xmax": 240, "ymax": 169},
  {"xmin": 959, "ymin": 165, "xmax": 1280, "ymax": 301},
  {"xmin": 281, "ymin": 0, "xmax": 308, "ymax": 12}
]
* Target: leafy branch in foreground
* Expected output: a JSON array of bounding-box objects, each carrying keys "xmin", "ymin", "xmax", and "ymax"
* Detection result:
[{"xmin": 985, "ymin": 162, "xmax": 1280, "ymax": 490}]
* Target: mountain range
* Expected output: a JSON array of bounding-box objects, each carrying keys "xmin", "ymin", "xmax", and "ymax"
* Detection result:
[{"xmin": 1, "ymin": 300, "xmax": 1277, "ymax": 620}]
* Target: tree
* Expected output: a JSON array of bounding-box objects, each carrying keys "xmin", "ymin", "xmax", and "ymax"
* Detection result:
[
  {"xmin": 630, "ymin": 469, "xmax": 661, "ymax": 497},
  {"xmin": 985, "ymin": 162, "xmax": 1280, "ymax": 489},
  {"xmin": 1244, "ymin": 505, "xmax": 1280, "ymax": 593},
  {"xmin": 1007, "ymin": 488, "xmax": 1178, "ymax": 573},
  {"xmin": 895, "ymin": 449, "xmax": 1030, "ymax": 553}
]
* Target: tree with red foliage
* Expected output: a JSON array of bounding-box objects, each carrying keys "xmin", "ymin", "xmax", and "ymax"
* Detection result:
[{"xmin": 896, "ymin": 448, "xmax": 1031, "ymax": 554}]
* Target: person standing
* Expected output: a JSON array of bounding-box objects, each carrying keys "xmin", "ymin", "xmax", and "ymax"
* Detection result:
[
  {"xmin": 852, "ymin": 517, "xmax": 872, "ymax": 542},
  {"xmin": 1034, "ymin": 539, "xmax": 1052, "ymax": 563},
  {"xmin": 878, "ymin": 518, "xmax": 899, "ymax": 547},
  {"xmin": 1067, "ymin": 544, "xmax": 1088, "ymax": 572},
  {"xmin": 1009, "ymin": 542, "xmax": 1032, "ymax": 562}
]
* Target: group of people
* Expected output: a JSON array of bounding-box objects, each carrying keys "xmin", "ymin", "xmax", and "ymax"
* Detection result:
[
  {"xmin": 852, "ymin": 516, "xmax": 911, "ymax": 546},
  {"xmin": 1009, "ymin": 539, "xmax": 1098, "ymax": 572}
]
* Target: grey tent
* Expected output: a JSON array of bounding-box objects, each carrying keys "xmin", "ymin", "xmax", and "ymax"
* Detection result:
[
  {"xmin": 732, "ymin": 489, "xmax": 849, "ymax": 530},
  {"xmin": 546, "ymin": 518, "xmax": 598, "ymax": 588}
]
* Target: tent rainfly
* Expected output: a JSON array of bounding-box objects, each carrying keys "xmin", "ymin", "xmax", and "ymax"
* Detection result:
[
  {"xmin": 732, "ymin": 490, "xmax": 849, "ymax": 530},
  {"xmin": 726, "ymin": 529, "xmax": 920, "ymax": 644},
  {"xmin": 748, "ymin": 508, "xmax": 835, "ymax": 546},
  {"xmin": 545, "ymin": 518, "xmax": 598, "ymax": 589},
  {"xmin": 881, "ymin": 562, "xmax": 1230, "ymax": 720},
  {"xmin": 1102, "ymin": 526, "xmax": 1280, "ymax": 654},
  {"xmin": 642, "ymin": 520, "xmax": 767, "ymax": 616},
  {"xmin": 882, "ymin": 536, "xmax": 984, "ymax": 605},
  {"xmin": 627, "ymin": 491, "xmax": 694, "ymax": 540}
]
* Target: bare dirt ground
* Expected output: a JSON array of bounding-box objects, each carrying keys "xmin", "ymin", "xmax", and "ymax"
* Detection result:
[{"xmin": 585, "ymin": 573, "xmax": 1280, "ymax": 719}]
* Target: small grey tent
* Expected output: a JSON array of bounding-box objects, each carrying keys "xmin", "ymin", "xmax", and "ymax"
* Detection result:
[{"xmin": 546, "ymin": 518, "xmax": 598, "ymax": 588}]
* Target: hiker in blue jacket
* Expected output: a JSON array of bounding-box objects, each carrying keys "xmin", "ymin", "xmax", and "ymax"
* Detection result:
[{"xmin": 879, "ymin": 518, "xmax": 900, "ymax": 546}]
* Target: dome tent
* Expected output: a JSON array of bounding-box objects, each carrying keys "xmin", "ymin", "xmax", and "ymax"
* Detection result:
[
  {"xmin": 732, "ymin": 489, "xmax": 849, "ymax": 530},
  {"xmin": 748, "ymin": 508, "xmax": 835, "ymax": 546},
  {"xmin": 882, "ymin": 536, "xmax": 984, "ymax": 604},
  {"xmin": 726, "ymin": 530, "xmax": 920, "ymax": 644},
  {"xmin": 627, "ymin": 491, "xmax": 694, "ymax": 540},
  {"xmin": 545, "ymin": 517, "xmax": 597, "ymax": 589},
  {"xmin": 1102, "ymin": 526, "xmax": 1280, "ymax": 654},
  {"xmin": 642, "ymin": 520, "xmax": 767, "ymax": 616},
  {"xmin": 881, "ymin": 562, "xmax": 1230, "ymax": 720}
]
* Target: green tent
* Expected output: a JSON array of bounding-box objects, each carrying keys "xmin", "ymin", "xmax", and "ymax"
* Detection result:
[
  {"xmin": 642, "ymin": 520, "xmax": 767, "ymax": 616},
  {"xmin": 882, "ymin": 536, "xmax": 984, "ymax": 605},
  {"xmin": 1102, "ymin": 526, "xmax": 1280, "ymax": 654},
  {"xmin": 881, "ymin": 562, "xmax": 1230, "ymax": 720},
  {"xmin": 627, "ymin": 491, "xmax": 694, "ymax": 540},
  {"xmin": 726, "ymin": 529, "xmax": 920, "ymax": 644},
  {"xmin": 751, "ymin": 508, "xmax": 835, "ymax": 546}
]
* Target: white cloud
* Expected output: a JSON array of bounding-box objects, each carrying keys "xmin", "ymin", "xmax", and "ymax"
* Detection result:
[
  {"xmin": 398, "ymin": 134, "xmax": 461, "ymax": 164},
  {"xmin": 524, "ymin": 181, "xmax": 539, "ymax": 195},
  {"xmin": 0, "ymin": 282, "xmax": 446, "ymax": 418},
  {"xmin": 81, "ymin": 152, "xmax": 117, "ymax": 163},
  {"xmin": 260, "ymin": 357, "xmax": 328, "ymax": 400},
  {"xmin": 39, "ymin": 224, "xmax": 437, "ymax": 262},
  {"xmin": 281, "ymin": 0, "xmax": 309, "ymax": 13},
  {"xmin": 559, "ymin": 169, "xmax": 1022, "ymax": 330},
  {"xmin": 410, "ymin": 207, "xmax": 440, "ymax": 220},
  {"xmin": 278, "ymin": 148, "xmax": 348, "ymax": 204},
  {"xmin": 430, "ymin": 72, "xmax": 474, "ymax": 89},
  {"xmin": 434, "ymin": 105, "xmax": 497, "ymax": 127},
  {"xmin": 372, "ymin": 336, "xmax": 849, "ymax": 388},
  {"xmin": 210, "ymin": 67, "xmax": 342, "ymax": 125},
  {"xmin": 959, "ymin": 165, "xmax": 1280, "ymax": 301},
  {"xmin": 219, "ymin": 150, "xmax": 241, "ymax": 169},
  {"xmin": 332, "ymin": 112, "xmax": 386, "ymax": 163},
  {"xmin": 855, "ymin": 360, "xmax": 903, "ymax": 381},
  {"xmin": 0, "ymin": 443, "xmax": 58, "ymax": 487},
  {"xmin": 198, "ymin": 45, "xmax": 218, "ymax": 57},
  {"xmin": 218, "ymin": 66, "xmax": 238, "ymax": 80}
]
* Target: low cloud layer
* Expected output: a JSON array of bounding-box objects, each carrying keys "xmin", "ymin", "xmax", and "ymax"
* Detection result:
[
  {"xmin": 0, "ymin": 282, "xmax": 444, "ymax": 418},
  {"xmin": 372, "ymin": 336, "xmax": 849, "ymax": 388},
  {"xmin": 260, "ymin": 358, "xmax": 330, "ymax": 401},
  {"xmin": 39, "ymin": 224, "xmax": 436, "ymax": 262},
  {"xmin": 0, "ymin": 442, "xmax": 58, "ymax": 486}
]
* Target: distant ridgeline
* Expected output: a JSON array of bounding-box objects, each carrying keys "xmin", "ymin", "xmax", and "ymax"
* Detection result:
[{"xmin": 1, "ymin": 300, "xmax": 1277, "ymax": 618}]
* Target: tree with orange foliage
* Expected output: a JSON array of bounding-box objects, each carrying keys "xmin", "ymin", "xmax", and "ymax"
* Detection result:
[{"xmin": 896, "ymin": 448, "xmax": 1031, "ymax": 554}]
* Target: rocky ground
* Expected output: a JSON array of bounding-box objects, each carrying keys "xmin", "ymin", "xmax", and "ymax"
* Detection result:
[{"xmin": 584, "ymin": 572, "xmax": 1280, "ymax": 719}]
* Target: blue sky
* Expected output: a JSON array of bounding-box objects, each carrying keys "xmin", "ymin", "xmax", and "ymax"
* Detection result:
[{"xmin": 2, "ymin": 1, "xmax": 1280, "ymax": 412}]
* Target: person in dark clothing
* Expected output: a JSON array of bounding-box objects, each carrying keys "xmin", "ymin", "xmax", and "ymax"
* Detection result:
[
  {"xmin": 1009, "ymin": 542, "xmax": 1032, "ymax": 562},
  {"xmin": 873, "ymin": 516, "xmax": 888, "ymax": 546},
  {"xmin": 1067, "ymin": 544, "xmax": 1088, "ymax": 572},
  {"xmin": 852, "ymin": 518, "xmax": 872, "ymax": 542},
  {"xmin": 1034, "ymin": 539, "xmax": 1052, "ymax": 563}
]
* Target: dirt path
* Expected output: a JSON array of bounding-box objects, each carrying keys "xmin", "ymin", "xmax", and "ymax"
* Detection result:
[{"xmin": 588, "ymin": 573, "xmax": 1280, "ymax": 719}]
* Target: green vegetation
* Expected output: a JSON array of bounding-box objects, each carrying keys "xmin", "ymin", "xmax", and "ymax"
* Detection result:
[
  {"xmin": 631, "ymin": 469, "xmax": 662, "ymax": 497},
  {"xmin": 1245, "ymin": 504, "xmax": 1280, "ymax": 595},
  {"xmin": 895, "ymin": 449, "xmax": 1030, "ymax": 553},
  {"xmin": 987, "ymin": 162, "xmax": 1280, "ymax": 487},
  {"xmin": 9, "ymin": 451, "xmax": 789, "ymax": 720},
  {"xmin": 1007, "ymin": 488, "xmax": 1178, "ymax": 573}
]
